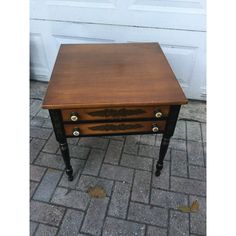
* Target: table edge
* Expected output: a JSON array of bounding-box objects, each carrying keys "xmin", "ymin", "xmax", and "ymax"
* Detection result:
[{"xmin": 42, "ymin": 99, "xmax": 188, "ymax": 109}]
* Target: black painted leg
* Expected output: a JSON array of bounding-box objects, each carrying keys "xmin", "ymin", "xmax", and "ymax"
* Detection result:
[
  {"xmin": 59, "ymin": 142, "xmax": 73, "ymax": 181},
  {"xmin": 155, "ymin": 135, "xmax": 171, "ymax": 177},
  {"xmin": 155, "ymin": 105, "xmax": 181, "ymax": 177},
  {"xmin": 49, "ymin": 109, "xmax": 74, "ymax": 182}
]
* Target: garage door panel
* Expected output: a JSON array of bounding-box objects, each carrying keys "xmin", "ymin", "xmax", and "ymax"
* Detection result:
[
  {"xmin": 30, "ymin": 33, "xmax": 50, "ymax": 81},
  {"xmin": 161, "ymin": 45, "xmax": 197, "ymax": 87},
  {"xmin": 31, "ymin": 0, "xmax": 205, "ymax": 31}
]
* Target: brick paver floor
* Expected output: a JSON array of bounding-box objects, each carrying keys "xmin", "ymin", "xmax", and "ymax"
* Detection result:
[{"xmin": 30, "ymin": 81, "xmax": 206, "ymax": 236}]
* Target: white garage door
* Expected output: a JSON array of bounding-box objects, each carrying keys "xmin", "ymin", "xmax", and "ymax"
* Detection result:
[{"xmin": 30, "ymin": 0, "xmax": 206, "ymax": 100}]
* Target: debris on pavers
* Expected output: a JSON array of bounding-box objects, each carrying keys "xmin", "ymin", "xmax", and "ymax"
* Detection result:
[
  {"xmin": 178, "ymin": 200, "xmax": 199, "ymax": 213},
  {"xmin": 87, "ymin": 186, "xmax": 107, "ymax": 198}
]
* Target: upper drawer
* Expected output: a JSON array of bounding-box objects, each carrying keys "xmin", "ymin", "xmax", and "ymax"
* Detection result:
[{"xmin": 61, "ymin": 106, "xmax": 170, "ymax": 122}]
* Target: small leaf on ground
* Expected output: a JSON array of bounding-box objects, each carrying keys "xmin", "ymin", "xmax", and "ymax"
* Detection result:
[
  {"xmin": 87, "ymin": 186, "xmax": 107, "ymax": 198},
  {"xmin": 177, "ymin": 206, "xmax": 192, "ymax": 213},
  {"xmin": 177, "ymin": 200, "xmax": 199, "ymax": 213},
  {"xmin": 190, "ymin": 200, "xmax": 199, "ymax": 212}
]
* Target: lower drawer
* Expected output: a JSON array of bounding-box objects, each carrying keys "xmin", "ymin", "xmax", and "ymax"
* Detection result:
[{"xmin": 64, "ymin": 120, "xmax": 166, "ymax": 137}]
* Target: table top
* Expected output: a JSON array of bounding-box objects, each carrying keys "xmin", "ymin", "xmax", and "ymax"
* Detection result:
[{"xmin": 42, "ymin": 43, "xmax": 187, "ymax": 109}]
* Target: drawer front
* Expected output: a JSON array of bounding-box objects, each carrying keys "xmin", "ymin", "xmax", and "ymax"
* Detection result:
[
  {"xmin": 64, "ymin": 120, "xmax": 166, "ymax": 136},
  {"xmin": 62, "ymin": 106, "xmax": 169, "ymax": 122}
]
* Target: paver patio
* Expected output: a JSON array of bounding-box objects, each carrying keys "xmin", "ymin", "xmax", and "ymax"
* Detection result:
[{"xmin": 30, "ymin": 80, "xmax": 206, "ymax": 236}]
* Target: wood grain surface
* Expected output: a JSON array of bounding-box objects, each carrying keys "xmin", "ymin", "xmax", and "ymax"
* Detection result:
[{"xmin": 42, "ymin": 43, "xmax": 187, "ymax": 109}]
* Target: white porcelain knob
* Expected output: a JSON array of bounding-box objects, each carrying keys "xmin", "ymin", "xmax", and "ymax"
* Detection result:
[
  {"xmin": 152, "ymin": 126, "xmax": 159, "ymax": 132},
  {"xmin": 155, "ymin": 112, "xmax": 162, "ymax": 118},
  {"xmin": 71, "ymin": 112, "xmax": 79, "ymax": 121},
  {"xmin": 73, "ymin": 129, "xmax": 80, "ymax": 136}
]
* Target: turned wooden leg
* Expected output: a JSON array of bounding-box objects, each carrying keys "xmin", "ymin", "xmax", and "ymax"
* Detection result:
[
  {"xmin": 59, "ymin": 142, "xmax": 73, "ymax": 181},
  {"xmin": 155, "ymin": 105, "xmax": 181, "ymax": 177},
  {"xmin": 49, "ymin": 109, "xmax": 74, "ymax": 181},
  {"xmin": 155, "ymin": 135, "xmax": 171, "ymax": 177}
]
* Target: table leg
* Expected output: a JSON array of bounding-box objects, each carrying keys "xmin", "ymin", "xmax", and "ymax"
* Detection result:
[
  {"xmin": 49, "ymin": 109, "xmax": 74, "ymax": 181},
  {"xmin": 59, "ymin": 142, "xmax": 73, "ymax": 181},
  {"xmin": 155, "ymin": 135, "xmax": 170, "ymax": 176},
  {"xmin": 155, "ymin": 105, "xmax": 181, "ymax": 177}
]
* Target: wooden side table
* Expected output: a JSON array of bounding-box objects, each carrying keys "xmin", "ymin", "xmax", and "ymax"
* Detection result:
[{"xmin": 42, "ymin": 43, "xmax": 187, "ymax": 181}]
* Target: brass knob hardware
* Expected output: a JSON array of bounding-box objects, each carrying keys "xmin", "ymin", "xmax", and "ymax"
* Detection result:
[
  {"xmin": 72, "ymin": 128, "xmax": 80, "ymax": 136},
  {"xmin": 155, "ymin": 111, "xmax": 162, "ymax": 118},
  {"xmin": 152, "ymin": 125, "xmax": 159, "ymax": 133},
  {"xmin": 70, "ymin": 112, "xmax": 79, "ymax": 121}
]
